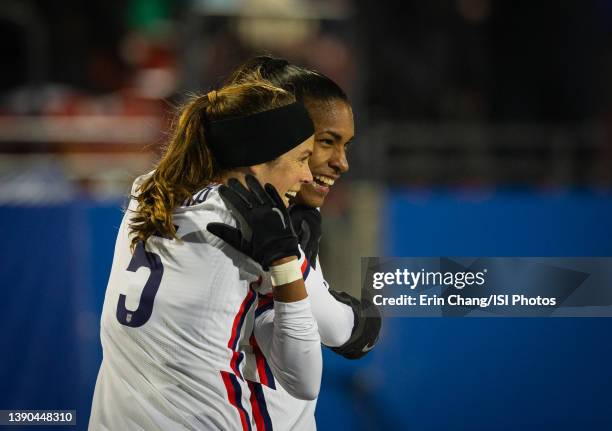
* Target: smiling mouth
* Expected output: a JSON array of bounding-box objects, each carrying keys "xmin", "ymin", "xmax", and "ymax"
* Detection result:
[
  {"xmin": 313, "ymin": 175, "xmax": 335, "ymax": 188},
  {"xmin": 284, "ymin": 190, "xmax": 297, "ymax": 200}
]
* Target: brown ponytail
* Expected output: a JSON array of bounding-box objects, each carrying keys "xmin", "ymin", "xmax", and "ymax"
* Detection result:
[{"xmin": 129, "ymin": 78, "xmax": 295, "ymax": 250}]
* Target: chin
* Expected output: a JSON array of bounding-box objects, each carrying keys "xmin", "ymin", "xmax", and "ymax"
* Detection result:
[{"xmin": 296, "ymin": 189, "xmax": 325, "ymax": 208}]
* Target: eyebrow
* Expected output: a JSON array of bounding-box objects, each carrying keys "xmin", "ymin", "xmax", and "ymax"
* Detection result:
[{"xmin": 318, "ymin": 129, "xmax": 355, "ymax": 143}]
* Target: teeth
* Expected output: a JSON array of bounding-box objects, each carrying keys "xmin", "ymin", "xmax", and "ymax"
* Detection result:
[
  {"xmin": 285, "ymin": 191, "xmax": 297, "ymax": 198},
  {"xmin": 313, "ymin": 175, "xmax": 335, "ymax": 186}
]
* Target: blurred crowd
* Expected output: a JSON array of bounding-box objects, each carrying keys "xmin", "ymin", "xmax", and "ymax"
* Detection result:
[
  {"xmin": 1, "ymin": 0, "xmax": 612, "ymax": 204},
  {"xmin": 0, "ymin": 0, "xmax": 358, "ymax": 202}
]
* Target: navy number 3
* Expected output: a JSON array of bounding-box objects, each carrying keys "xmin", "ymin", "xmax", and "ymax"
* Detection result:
[{"xmin": 116, "ymin": 241, "xmax": 164, "ymax": 327}]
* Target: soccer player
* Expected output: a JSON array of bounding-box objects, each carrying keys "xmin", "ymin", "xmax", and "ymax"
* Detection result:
[
  {"xmin": 225, "ymin": 56, "xmax": 382, "ymax": 430},
  {"xmin": 89, "ymin": 78, "xmax": 323, "ymax": 430}
]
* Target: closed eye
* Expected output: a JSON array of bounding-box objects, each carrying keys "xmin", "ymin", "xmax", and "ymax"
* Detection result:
[{"xmin": 299, "ymin": 150, "xmax": 312, "ymax": 163}]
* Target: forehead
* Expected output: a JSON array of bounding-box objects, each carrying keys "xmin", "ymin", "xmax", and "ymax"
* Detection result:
[
  {"xmin": 281, "ymin": 135, "xmax": 314, "ymax": 158},
  {"xmin": 305, "ymin": 100, "xmax": 354, "ymax": 135}
]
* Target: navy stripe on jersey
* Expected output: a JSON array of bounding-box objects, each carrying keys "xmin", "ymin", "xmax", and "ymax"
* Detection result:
[
  {"xmin": 232, "ymin": 351, "xmax": 245, "ymax": 380},
  {"xmin": 248, "ymin": 381, "xmax": 273, "ymax": 431},
  {"xmin": 181, "ymin": 185, "xmax": 216, "ymax": 207},
  {"xmin": 249, "ymin": 333, "xmax": 276, "ymax": 389},
  {"xmin": 255, "ymin": 294, "xmax": 274, "ymax": 318},
  {"xmin": 221, "ymin": 371, "xmax": 252, "ymax": 431},
  {"xmin": 301, "ymin": 258, "xmax": 311, "ymax": 281},
  {"xmin": 228, "ymin": 289, "xmax": 256, "ymax": 379},
  {"xmin": 261, "ymin": 358, "xmax": 275, "ymax": 390},
  {"xmin": 228, "ymin": 289, "xmax": 256, "ymax": 351}
]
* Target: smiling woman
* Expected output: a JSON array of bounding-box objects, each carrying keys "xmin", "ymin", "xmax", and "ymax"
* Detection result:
[
  {"xmin": 227, "ymin": 55, "xmax": 355, "ymax": 208},
  {"xmin": 240, "ymin": 139, "xmax": 313, "ymax": 206},
  {"xmin": 300, "ymin": 98, "xmax": 354, "ymax": 207},
  {"xmin": 88, "ymin": 76, "xmax": 324, "ymax": 430},
  {"xmin": 128, "ymin": 82, "xmax": 314, "ymax": 248}
]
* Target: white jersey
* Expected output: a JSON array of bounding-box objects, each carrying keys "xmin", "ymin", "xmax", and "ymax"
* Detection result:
[
  {"xmin": 89, "ymin": 174, "xmax": 321, "ymax": 430},
  {"xmin": 242, "ymin": 255, "xmax": 355, "ymax": 431}
]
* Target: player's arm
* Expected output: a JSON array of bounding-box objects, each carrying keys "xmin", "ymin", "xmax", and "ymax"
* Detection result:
[
  {"xmin": 256, "ymin": 248, "xmax": 354, "ymax": 347},
  {"xmin": 253, "ymin": 271, "xmax": 322, "ymax": 400},
  {"xmin": 290, "ymin": 205, "xmax": 382, "ymax": 359},
  {"xmin": 207, "ymin": 175, "xmax": 322, "ymax": 399},
  {"xmin": 306, "ymin": 258, "xmax": 382, "ymax": 358},
  {"xmin": 303, "ymin": 256, "xmax": 354, "ymax": 347}
]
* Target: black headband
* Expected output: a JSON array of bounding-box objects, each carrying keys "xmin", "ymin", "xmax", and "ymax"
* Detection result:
[{"xmin": 206, "ymin": 102, "xmax": 314, "ymax": 168}]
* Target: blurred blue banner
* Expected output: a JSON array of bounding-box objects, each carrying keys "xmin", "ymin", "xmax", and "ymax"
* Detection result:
[{"xmin": 1, "ymin": 189, "xmax": 612, "ymax": 430}]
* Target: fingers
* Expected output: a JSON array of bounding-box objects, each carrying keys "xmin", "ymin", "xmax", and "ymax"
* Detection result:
[
  {"xmin": 206, "ymin": 223, "xmax": 244, "ymax": 250},
  {"xmin": 225, "ymin": 175, "xmax": 267, "ymax": 206},
  {"xmin": 264, "ymin": 183, "xmax": 287, "ymax": 210},
  {"xmin": 214, "ymin": 177, "xmax": 299, "ymax": 268},
  {"xmin": 218, "ymin": 183, "xmax": 254, "ymax": 225},
  {"xmin": 244, "ymin": 174, "xmax": 268, "ymax": 205},
  {"xmin": 225, "ymin": 178, "xmax": 253, "ymax": 208},
  {"xmin": 290, "ymin": 205, "xmax": 321, "ymax": 222}
]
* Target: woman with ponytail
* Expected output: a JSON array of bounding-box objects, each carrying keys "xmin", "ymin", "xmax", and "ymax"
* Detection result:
[{"xmin": 89, "ymin": 78, "xmax": 323, "ymax": 430}]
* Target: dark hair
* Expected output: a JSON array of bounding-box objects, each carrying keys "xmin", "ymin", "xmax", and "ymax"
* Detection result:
[
  {"xmin": 129, "ymin": 76, "xmax": 295, "ymax": 250},
  {"xmin": 226, "ymin": 55, "xmax": 348, "ymax": 104}
]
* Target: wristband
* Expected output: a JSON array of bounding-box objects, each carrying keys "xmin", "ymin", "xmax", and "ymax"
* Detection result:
[{"xmin": 270, "ymin": 259, "xmax": 303, "ymax": 286}]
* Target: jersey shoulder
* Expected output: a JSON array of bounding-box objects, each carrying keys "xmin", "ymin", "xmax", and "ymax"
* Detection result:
[{"xmin": 125, "ymin": 173, "xmax": 237, "ymax": 250}]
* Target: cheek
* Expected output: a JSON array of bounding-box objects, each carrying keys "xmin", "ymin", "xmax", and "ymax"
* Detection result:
[
  {"xmin": 266, "ymin": 162, "xmax": 293, "ymax": 192},
  {"xmin": 310, "ymin": 148, "xmax": 331, "ymax": 170},
  {"xmin": 254, "ymin": 165, "xmax": 274, "ymax": 186},
  {"xmin": 266, "ymin": 172, "xmax": 283, "ymax": 190},
  {"xmin": 286, "ymin": 162, "xmax": 302, "ymax": 188},
  {"xmin": 282, "ymin": 162, "xmax": 303, "ymax": 190}
]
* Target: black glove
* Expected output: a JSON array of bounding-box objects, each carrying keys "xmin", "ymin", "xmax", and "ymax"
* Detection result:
[
  {"xmin": 329, "ymin": 290, "xmax": 382, "ymax": 359},
  {"xmin": 289, "ymin": 204, "xmax": 322, "ymax": 268},
  {"xmin": 207, "ymin": 175, "xmax": 300, "ymax": 270}
]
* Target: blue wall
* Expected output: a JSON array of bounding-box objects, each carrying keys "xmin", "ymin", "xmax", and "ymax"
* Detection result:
[
  {"xmin": 0, "ymin": 202, "xmax": 121, "ymax": 430},
  {"xmin": 1, "ymin": 189, "xmax": 611, "ymax": 430},
  {"xmin": 316, "ymin": 188, "xmax": 612, "ymax": 430}
]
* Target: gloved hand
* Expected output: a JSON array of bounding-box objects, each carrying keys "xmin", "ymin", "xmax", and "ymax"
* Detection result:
[
  {"xmin": 329, "ymin": 289, "xmax": 382, "ymax": 360},
  {"xmin": 289, "ymin": 204, "xmax": 322, "ymax": 268},
  {"xmin": 207, "ymin": 174, "xmax": 300, "ymax": 270}
]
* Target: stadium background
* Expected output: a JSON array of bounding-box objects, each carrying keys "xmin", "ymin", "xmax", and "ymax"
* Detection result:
[{"xmin": 1, "ymin": 0, "xmax": 612, "ymax": 429}]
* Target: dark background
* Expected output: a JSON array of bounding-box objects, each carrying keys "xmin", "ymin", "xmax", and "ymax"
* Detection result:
[{"xmin": 1, "ymin": 1, "xmax": 611, "ymax": 430}]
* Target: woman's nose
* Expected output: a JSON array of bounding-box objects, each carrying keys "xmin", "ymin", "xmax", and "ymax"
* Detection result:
[{"xmin": 301, "ymin": 165, "xmax": 313, "ymax": 184}]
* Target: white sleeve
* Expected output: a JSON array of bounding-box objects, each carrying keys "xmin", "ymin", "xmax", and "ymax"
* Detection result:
[
  {"xmin": 253, "ymin": 297, "xmax": 322, "ymax": 400},
  {"xmin": 303, "ymin": 258, "xmax": 355, "ymax": 347}
]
